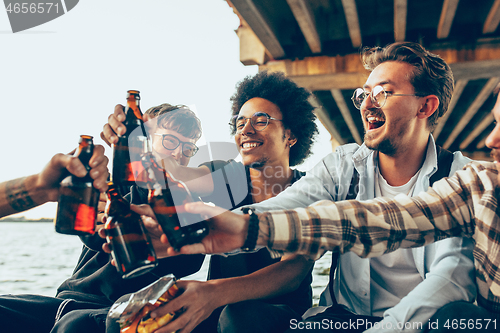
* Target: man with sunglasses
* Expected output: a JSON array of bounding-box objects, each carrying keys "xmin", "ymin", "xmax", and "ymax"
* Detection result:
[
  {"xmin": 102, "ymin": 71, "xmax": 319, "ymax": 333},
  {"xmin": 169, "ymin": 42, "xmax": 475, "ymax": 332}
]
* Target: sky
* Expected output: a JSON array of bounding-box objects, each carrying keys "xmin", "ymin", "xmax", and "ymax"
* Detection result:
[{"xmin": 0, "ymin": 0, "xmax": 333, "ymax": 219}]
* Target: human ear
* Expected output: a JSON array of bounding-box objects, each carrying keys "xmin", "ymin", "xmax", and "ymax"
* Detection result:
[
  {"xmin": 287, "ymin": 130, "xmax": 297, "ymax": 148},
  {"xmin": 417, "ymin": 95, "xmax": 439, "ymax": 120}
]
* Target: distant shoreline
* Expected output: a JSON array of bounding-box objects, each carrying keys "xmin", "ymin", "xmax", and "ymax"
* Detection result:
[{"xmin": 0, "ymin": 217, "xmax": 53, "ymax": 222}]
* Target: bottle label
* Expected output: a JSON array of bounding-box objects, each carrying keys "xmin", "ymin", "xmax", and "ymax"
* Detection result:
[{"xmin": 74, "ymin": 204, "xmax": 96, "ymax": 233}]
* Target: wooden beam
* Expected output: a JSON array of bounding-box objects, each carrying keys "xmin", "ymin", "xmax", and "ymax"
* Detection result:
[
  {"xmin": 394, "ymin": 0, "xmax": 407, "ymax": 42},
  {"xmin": 443, "ymin": 77, "xmax": 500, "ymax": 149},
  {"xmin": 476, "ymin": 137, "xmax": 487, "ymax": 149},
  {"xmin": 437, "ymin": 0, "xmax": 460, "ymax": 39},
  {"xmin": 449, "ymin": 59, "xmax": 500, "ymax": 80},
  {"xmin": 230, "ymin": 0, "xmax": 285, "ymax": 59},
  {"xmin": 236, "ymin": 25, "xmax": 266, "ymax": 65},
  {"xmin": 483, "ymin": 0, "xmax": 500, "ymax": 34},
  {"xmin": 459, "ymin": 113, "xmax": 494, "ymax": 149},
  {"xmin": 331, "ymin": 89, "xmax": 362, "ymax": 145},
  {"xmin": 340, "ymin": 0, "xmax": 362, "ymax": 48},
  {"xmin": 433, "ymin": 79, "xmax": 468, "ymax": 140},
  {"xmin": 286, "ymin": 0, "xmax": 321, "ymax": 53},
  {"xmin": 309, "ymin": 96, "xmax": 346, "ymax": 145},
  {"xmin": 463, "ymin": 150, "xmax": 493, "ymax": 161},
  {"xmin": 290, "ymin": 73, "xmax": 368, "ymax": 91}
]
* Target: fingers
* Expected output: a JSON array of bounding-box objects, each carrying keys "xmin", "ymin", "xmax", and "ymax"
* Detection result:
[
  {"xmin": 184, "ymin": 202, "xmax": 227, "ymax": 220},
  {"xmin": 178, "ymin": 243, "xmax": 207, "ymax": 255},
  {"xmin": 99, "ymin": 131, "xmax": 111, "ymax": 147},
  {"xmin": 97, "ymin": 192, "xmax": 107, "ymax": 210},
  {"xmin": 102, "ymin": 104, "xmax": 126, "ymax": 145},
  {"xmin": 88, "ymin": 145, "xmax": 109, "ymax": 192},
  {"xmin": 61, "ymin": 154, "xmax": 89, "ymax": 178},
  {"xmin": 130, "ymin": 204, "xmax": 156, "ymax": 218}
]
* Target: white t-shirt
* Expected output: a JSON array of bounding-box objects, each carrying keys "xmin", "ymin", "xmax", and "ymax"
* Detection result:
[{"xmin": 370, "ymin": 169, "xmax": 424, "ymax": 315}]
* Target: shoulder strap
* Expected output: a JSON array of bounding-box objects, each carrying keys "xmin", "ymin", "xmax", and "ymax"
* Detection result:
[
  {"xmin": 429, "ymin": 146, "xmax": 454, "ymax": 186},
  {"xmin": 328, "ymin": 167, "xmax": 360, "ymax": 305}
]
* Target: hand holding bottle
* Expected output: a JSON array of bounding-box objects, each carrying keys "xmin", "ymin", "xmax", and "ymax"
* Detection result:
[
  {"xmin": 100, "ymin": 104, "xmax": 153, "ymax": 147},
  {"xmin": 99, "ymin": 204, "xmax": 173, "ymax": 261}
]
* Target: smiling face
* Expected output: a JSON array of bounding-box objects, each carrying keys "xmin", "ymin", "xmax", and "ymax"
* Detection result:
[
  {"xmin": 485, "ymin": 93, "xmax": 500, "ymax": 184},
  {"xmin": 361, "ymin": 61, "xmax": 425, "ymax": 156},
  {"xmin": 235, "ymin": 97, "xmax": 294, "ymax": 169}
]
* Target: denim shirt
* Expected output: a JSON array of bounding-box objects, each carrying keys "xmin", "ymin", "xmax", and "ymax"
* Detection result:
[{"xmin": 248, "ymin": 136, "xmax": 476, "ymax": 332}]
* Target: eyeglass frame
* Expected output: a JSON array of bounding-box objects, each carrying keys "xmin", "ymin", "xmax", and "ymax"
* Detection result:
[
  {"xmin": 152, "ymin": 133, "xmax": 199, "ymax": 157},
  {"xmin": 351, "ymin": 85, "xmax": 425, "ymax": 110},
  {"xmin": 229, "ymin": 111, "xmax": 283, "ymax": 133}
]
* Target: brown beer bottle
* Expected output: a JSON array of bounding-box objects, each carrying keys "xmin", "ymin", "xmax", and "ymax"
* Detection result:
[
  {"xmin": 112, "ymin": 90, "xmax": 149, "ymax": 190},
  {"xmin": 54, "ymin": 135, "xmax": 99, "ymax": 235},
  {"xmin": 104, "ymin": 182, "xmax": 158, "ymax": 279},
  {"xmin": 141, "ymin": 152, "xmax": 208, "ymax": 251}
]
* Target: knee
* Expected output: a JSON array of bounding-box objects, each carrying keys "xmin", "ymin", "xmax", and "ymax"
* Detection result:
[
  {"xmin": 219, "ymin": 301, "xmax": 261, "ymax": 332},
  {"xmin": 52, "ymin": 311, "xmax": 100, "ymax": 333}
]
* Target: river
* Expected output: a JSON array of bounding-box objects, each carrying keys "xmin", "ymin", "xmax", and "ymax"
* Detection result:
[{"xmin": 0, "ymin": 222, "xmax": 331, "ymax": 305}]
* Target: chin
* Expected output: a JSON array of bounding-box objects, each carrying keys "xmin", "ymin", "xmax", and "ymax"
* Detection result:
[{"xmin": 242, "ymin": 156, "xmax": 267, "ymax": 169}]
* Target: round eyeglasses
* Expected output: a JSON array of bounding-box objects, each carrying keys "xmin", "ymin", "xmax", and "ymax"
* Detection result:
[
  {"xmin": 230, "ymin": 112, "xmax": 283, "ymax": 133},
  {"xmin": 153, "ymin": 133, "xmax": 199, "ymax": 157},
  {"xmin": 351, "ymin": 85, "xmax": 424, "ymax": 109}
]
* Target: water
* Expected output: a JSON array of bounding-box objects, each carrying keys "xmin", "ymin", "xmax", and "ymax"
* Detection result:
[{"xmin": 0, "ymin": 222, "xmax": 331, "ymax": 304}]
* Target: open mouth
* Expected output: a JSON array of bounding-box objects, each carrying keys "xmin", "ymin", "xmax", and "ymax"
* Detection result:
[
  {"xmin": 241, "ymin": 142, "xmax": 263, "ymax": 149},
  {"xmin": 366, "ymin": 115, "xmax": 386, "ymax": 131}
]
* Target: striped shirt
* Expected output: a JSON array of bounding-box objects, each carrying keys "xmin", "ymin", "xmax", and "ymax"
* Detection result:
[{"xmin": 259, "ymin": 161, "xmax": 500, "ymax": 313}]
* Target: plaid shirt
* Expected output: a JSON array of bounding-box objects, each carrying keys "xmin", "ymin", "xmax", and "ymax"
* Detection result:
[{"xmin": 260, "ymin": 161, "xmax": 500, "ymax": 313}]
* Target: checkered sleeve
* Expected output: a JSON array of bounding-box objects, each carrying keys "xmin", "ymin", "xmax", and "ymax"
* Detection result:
[{"xmin": 260, "ymin": 161, "xmax": 496, "ymax": 261}]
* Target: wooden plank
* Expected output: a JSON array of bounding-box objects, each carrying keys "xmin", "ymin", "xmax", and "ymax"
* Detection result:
[
  {"xmin": 286, "ymin": 0, "xmax": 321, "ymax": 53},
  {"xmin": 437, "ymin": 0, "xmax": 460, "ymax": 39},
  {"xmin": 449, "ymin": 59, "xmax": 500, "ymax": 80},
  {"xmin": 476, "ymin": 136, "xmax": 487, "ymax": 149},
  {"xmin": 459, "ymin": 113, "xmax": 494, "ymax": 149},
  {"xmin": 443, "ymin": 77, "xmax": 500, "ymax": 149},
  {"xmin": 394, "ymin": 0, "xmax": 407, "ymax": 42},
  {"xmin": 236, "ymin": 25, "xmax": 266, "ymax": 65},
  {"xmin": 230, "ymin": 0, "xmax": 285, "ymax": 59},
  {"xmin": 289, "ymin": 72, "xmax": 368, "ymax": 91},
  {"xmin": 341, "ymin": 0, "xmax": 362, "ymax": 48},
  {"xmin": 433, "ymin": 79, "xmax": 468, "ymax": 140},
  {"xmin": 483, "ymin": 0, "xmax": 500, "ymax": 34},
  {"xmin": 309, "ymin": 96, "xmax": 346, "ymax": 145},
  {"xmin": 331, "ymin": 89, "xmax": 362, "ymax": 144}
]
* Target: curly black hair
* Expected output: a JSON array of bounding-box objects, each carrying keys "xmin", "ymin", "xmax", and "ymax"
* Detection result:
[{"xmin": 229, "ymin": 71, "xmax": 318, "ymax": 166}]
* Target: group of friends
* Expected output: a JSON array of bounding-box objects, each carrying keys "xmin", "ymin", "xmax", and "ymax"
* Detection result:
[{"xmin": 1, "ymin": 41, "xmax": 499, "ymax": 333}]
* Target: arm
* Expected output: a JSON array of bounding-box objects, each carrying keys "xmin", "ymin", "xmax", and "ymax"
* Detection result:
[
  {"xmin": 0, "ymin": 146, "xmax": 109, "ymax": 218},
  {"xmin": 149, "ymin": 254, "xmax": 314, "ymax": 333},
  {"xmin": 180, "ymin": 161, "xmax": 491, "ymax": 257}
]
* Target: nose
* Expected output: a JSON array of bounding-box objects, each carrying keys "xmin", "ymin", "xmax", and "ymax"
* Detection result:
[
  {"xmin": 361, "ymin": 91, "xmax": 376, "ymax": 110},
  {"xmin": 485, "ymin": 123, "xmax": 500, "ymax": 150},
  {"xmin": 169, "ymin": 144, "xmax": 183, "ymax": 161},
  {"xmin": 240, "ymin": 118, "xmax": 255, "ymax": 135}
]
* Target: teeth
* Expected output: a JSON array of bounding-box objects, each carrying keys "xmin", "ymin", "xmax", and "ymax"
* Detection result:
[
  {"xmin": 243, "ymin": 142, "xmax": 260, "ymax": 148},
  {"xmin": 367, "ymin": 116, "xmax": 384, "ymax": 123}
]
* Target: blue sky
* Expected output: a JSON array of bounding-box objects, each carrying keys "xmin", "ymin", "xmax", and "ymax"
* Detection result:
[{"xmin": 0, "ymin": 0, "xmax": 333, "ymax": 218}]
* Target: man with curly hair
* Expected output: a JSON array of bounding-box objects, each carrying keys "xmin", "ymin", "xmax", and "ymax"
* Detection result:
[{"xmin": 102, "ymin": 70, "xmax": 319, "ymax": 333}]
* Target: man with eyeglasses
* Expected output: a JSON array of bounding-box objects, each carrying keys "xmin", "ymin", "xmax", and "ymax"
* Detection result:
[
  {"xmin": 101, "ymin": 71, "xmax": 319, "ymax": 333},
  {"xmin": 165, "ymin": 42, "xmax": 475, "ymax": 332}
]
